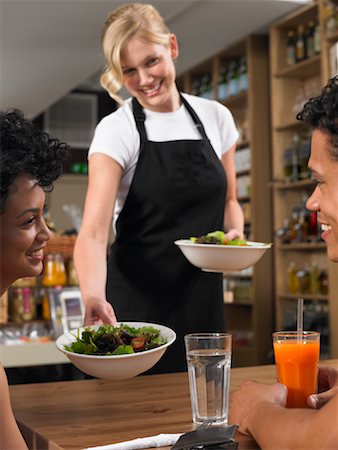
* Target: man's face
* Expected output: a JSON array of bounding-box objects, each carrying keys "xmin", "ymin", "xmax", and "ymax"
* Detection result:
[{"xmin": 306, "ymin": 129, "xmax": 338, "ymax": 262}]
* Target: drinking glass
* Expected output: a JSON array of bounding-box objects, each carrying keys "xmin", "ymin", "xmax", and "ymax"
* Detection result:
[
  {"xmin": 184, "ymin": 333, "xmax": 232, "ymax": 426},
  {"xmin": 273, "ymin": 331, "xmax": 320, "ymax": 408}
]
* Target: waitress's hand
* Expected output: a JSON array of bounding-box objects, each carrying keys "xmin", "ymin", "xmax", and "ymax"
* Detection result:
[
  {"xmin": 83, "ymin": 297, "xmax": 117, "ymax": 326},
  {"xmin": 308, "ymin": 366, "xmax": 338, "ymax": 409},
  {"xmin": 225, "ymin": 228, "xmax": 244, "ymax": 241}
]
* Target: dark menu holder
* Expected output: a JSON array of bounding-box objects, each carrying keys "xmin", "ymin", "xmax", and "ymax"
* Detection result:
[{"xmin": 172, "ymin": 425, "xmax": 238, "ymax": 450}]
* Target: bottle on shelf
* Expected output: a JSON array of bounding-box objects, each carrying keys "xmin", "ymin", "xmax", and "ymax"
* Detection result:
[
  {"xmin": 227, "ymin": 60, "xmax": 239, "ymax": 97},
  {"xmin": 238, "ymin": 56, "xmax": 248, "ymax": 92},
  {"xmin": 314, "ymin": 23, "xmax": 321, "ymax": 55},
  {"xmin": 287, "ymin": 262, "xmax": 298, "ymax": 294},
  {"xmin": 41, "ymin": 253, "xmax": 67, "ymax": 320},
  {"xmin": 296, "ymin": 24, "xmax": 307, "ymax": 62},
  {"xmin": 295, "ymin": 266, "xmax": 311, "ymax": 294},
  {"xmin": 67, "ymin": 259, "xmax": 79, "ymax": 286},
  {"xmin": 9, "ymin": 277, "xmax": 37, "ymax": 323},
  {"xmin": 323, "ymin": 0, "xmax": 337, "ymax": 38},
  {"xmin": 298, "ymin": 135, "xmax": 311, "ymax": 179},
  {"xmin": 310, "ymin": 261, "xmax": 321, "ymax": 295},
  {"xmin": 204, "ymin": 74, "xmax": 213, "ymax": 99},
  {"xmin": 218, "ymin": 64, "xmax": 228, "ymax": 100},
  {"xmin": 305, "ymin": 21, "xmax": 316, "ymax": 59},
  {"xmin": 191, "ymin": 78, "xmax": 201, "ymax": 97},
  {"xmin": 282, "ymin": 133, "xmax": 301, "ymax": 182},
  {"xmin": 286, "ymin": 30, "xmax": 297, "ymax": 65}
]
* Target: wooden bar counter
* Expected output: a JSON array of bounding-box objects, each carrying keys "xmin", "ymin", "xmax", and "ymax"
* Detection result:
[{"xmin": 9, "ymin": 359, "xmax": 337, "ymax": 450}]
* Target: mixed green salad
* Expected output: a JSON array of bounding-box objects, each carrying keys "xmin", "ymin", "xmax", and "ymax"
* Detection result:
[
  {"xmin": 65, "ymin": 324, "xmax": 167, "ymax": 356},
  {"xmin": 190, "ymin": 230, "xmax": 247, "ymax": 246}
]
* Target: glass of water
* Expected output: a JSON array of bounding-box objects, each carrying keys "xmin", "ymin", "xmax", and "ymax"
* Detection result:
[{"xmin": 184, "ymin": 333, "xmax": 232, "ymax": 426}]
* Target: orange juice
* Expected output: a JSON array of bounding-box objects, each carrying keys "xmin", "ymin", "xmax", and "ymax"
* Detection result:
[{"xmin": 273, "ymin": 331, "xmax": 320, "ymax": 408}]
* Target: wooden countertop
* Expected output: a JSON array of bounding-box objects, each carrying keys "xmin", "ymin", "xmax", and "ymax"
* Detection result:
[{"xmin": 10, "ymin": 359, "xmax": 337, "ymax": 450}]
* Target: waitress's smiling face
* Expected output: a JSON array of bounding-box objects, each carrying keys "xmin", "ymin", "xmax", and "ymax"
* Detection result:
[
  {"xmin": 306, "ymin": 129, "xmax": 338, "ymax": 262},
  {"xmin": 121, "ymin": 34, "xmax": 179, "ymax": 113},
  {"xmin": 0, "ymin": 174, "xmax": 52, "ymax": 289}
]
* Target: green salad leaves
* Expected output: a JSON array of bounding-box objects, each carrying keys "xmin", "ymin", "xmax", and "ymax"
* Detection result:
[
  {"xmin": 65, "ymin": 324, "xmax": 167, "ymax": 356},
  {"xmin": 190, "ymin": 230, "xmax": 247, "ymax": 246}
]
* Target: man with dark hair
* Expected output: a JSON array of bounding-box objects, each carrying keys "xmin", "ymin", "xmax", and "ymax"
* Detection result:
[{"xmin": 230, "ymin": 77, "xmax": 338, "ymax": 450}]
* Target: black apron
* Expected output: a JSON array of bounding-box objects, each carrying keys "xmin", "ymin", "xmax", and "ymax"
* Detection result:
[{"xmin": 107, "ymin": 95, "xmax": 227, "ymax": 373}]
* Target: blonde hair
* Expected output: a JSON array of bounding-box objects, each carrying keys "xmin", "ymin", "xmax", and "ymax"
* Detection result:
[{"xmin": 100, "ymin": 3, "xmax": 171, "ymax": 104}]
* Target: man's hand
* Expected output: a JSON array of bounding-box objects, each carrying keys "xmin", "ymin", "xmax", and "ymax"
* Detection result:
[
  {"xmin": 308, "ymin": 366, "xmax": 338, "ymax": 409},
  {"xmin": 230, "ymin": 381, "xmax": 287, "ymax": 435}
]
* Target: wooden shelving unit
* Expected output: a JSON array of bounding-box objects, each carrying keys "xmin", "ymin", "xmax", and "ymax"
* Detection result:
[
  {"xmin": 178, "ymin": 35, "xmax": 273, "ymax": 367},
  {"xmin": 270, "ymin": 1, "xmax": 338, "ymax": 359}
]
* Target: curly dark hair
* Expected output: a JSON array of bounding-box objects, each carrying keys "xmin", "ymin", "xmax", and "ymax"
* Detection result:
[
  {"xmin": 297, "ymin": 76, "xmax": 338, "ymax": 160},
  {"xmin": 0, "ymin": 109, "xmax": 70, "ymax": 213}
]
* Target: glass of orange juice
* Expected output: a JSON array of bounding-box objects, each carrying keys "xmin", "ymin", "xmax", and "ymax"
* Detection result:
[{"xmin": 273, "ymin": 331, "xmax": 320, "ymax": 408}]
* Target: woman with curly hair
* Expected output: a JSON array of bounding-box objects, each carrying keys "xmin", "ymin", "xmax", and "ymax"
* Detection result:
[
  {"xmin": 0, "ymin": 109, "xmax": 69, "ymax": 449},
  {"xmin": 230, "ymin": 76, "xmax": 338, "ymax": 450}
]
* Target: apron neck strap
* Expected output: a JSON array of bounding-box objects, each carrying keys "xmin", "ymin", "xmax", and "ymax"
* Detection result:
[
  {"xmin": 132, "ymin": 94, "xmax": 209, "ymax": 142},
  {"xmin": 132, "ymin": 97, "xmax": 147, "ymax": 142},
  {"xmin": 179, "ymin": 94, "xmax": 209, "ymax": 140}
]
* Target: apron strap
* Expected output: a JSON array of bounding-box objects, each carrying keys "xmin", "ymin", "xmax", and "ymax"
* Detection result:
[
  {"xmin": 179, "ymin": 93, "xmax": 209, "ymax": 141},
  {"xmin": 132, "ymin": 97, "xmax": 148, "ymax": 143},
  {"xmin": 132, "ymin": 94, "xmax": 209, "ymax": 142}
]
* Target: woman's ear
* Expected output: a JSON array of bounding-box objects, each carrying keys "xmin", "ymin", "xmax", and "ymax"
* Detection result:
[{"xmin": 169, "ymin": 34, "xmax": 179, "ymax": 60}]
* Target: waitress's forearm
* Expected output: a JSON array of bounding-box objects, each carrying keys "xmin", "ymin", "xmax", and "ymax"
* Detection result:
[
  {"xmin": 224, "ymin": 198, "xmax": 244, "ymax": 237},
  {"xmin": 73, "ymin": 235, "xmax": 109, "ymax": 303}
]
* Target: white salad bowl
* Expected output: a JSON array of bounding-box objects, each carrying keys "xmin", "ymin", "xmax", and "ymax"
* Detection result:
[
  {"xmin": 175, "ymin": 240, "xmax": 272, "ymax": 272},
  {"xmin": 55, "ymin": 322, "xmax": 176, "ymax": 380}
]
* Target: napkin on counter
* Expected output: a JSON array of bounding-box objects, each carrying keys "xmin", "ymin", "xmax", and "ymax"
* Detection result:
[{"xmin": 83, "ymin": 433, "xmax": 183, "ymax": 450}]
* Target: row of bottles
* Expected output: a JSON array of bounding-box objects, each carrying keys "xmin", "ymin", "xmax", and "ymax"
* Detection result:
[
  {"xmin": 8, "ymin": 254, "xmax": 79, "ymax": 323},
  {"xmin": 286, "ymin": 21, "xmax": 321, "ymax": 66},
  {"xmin": 275, "ymin": 193, "xmax": 321, "ymax": 245},
  {"xmin": 218, "ymin": 56, "xmax": 248, "ymax": 100},
  {"xmin": 287, "ymin": 261, "xmax": 328, "ymax": 296},
  {"xmin": 189, "ymin": 56, "xmax": 249, "ymax": 101},
  {"xmin": 191, "ymin": 75, "xmax": 213, "ymax": 99},
  {"xmin": 322, "ymin": 0, "xmax": 338, "ymax": 38},
  {"xmin": 282, "ymin": 133, "xmax": 311, "ymax": 182}
]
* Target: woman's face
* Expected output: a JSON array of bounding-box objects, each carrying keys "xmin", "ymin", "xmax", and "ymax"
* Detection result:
[
  {"xmin": 306, "ymin": 129, "xmax": 338, "ymax": 262},
  {"xmin": 121, "ymin": 34, "xmax": 179, "ymax": 112},
  {"xmin": 0, "ymin": 174, "xmax": 52, "ymax": 291}
]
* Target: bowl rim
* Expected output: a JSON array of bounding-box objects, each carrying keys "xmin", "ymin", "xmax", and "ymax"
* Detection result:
[
  {"xmin": 174, "ymin": 239, "xmax": 272, "ymax": 249},
  {"xmin": 56, "ymin": 321, "xmax": 176, "ymax": 360}
]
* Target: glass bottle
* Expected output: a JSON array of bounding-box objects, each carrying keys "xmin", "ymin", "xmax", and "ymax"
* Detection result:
[
  {"xmin": 238, "ymin": 56, "xmax": 248, "ymax": 92},
  {"xmin": 310, "ymin": 261, "xmax": 321, "ymax": 295},
  {"xmin": 42, "ymin": 254, "xmax": 67, "ymax": 287},
  {"xmin": 42, "ymin": 254, "xmax": 67, "ymax": 321},
  {"xmin": 218, "ymin": 64, "xmax": 228, "ymax": 100},
  {"xmin": 314, "ymin": 24, "xmax": 321, "ymax": 55},
  {"xmin": 204, "ymin": 74, "xmax": 213, "ymax": 100},
  {"xmin": 67, "ymin": 259, "xmax": 79, "ymax": 286},
  {"xmin": 296, "ymin": 24, "xmax": 306, "ymax": 62},
  {"xmin": 21, "ymin": 287, "xmax": 36, "ymax": 321},
  {"xmin": 287, "ymin": 262, "xmax": 298, "ymax": 294},
  {"xmin": 227, "ymin": 60, "xmax": 239, "ymax": 97},
  {"xmin": 286, "ymin": 30, "xmax": 297, "ymax": 65},
  {"xmin": 306, "ymin": 21, "xmax": 315, "ymax": 59}
]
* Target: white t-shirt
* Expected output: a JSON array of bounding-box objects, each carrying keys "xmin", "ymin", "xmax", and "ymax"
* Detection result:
[{"xmin": 88, "ymin": 93, "xmax": 239, "ymax": 229}]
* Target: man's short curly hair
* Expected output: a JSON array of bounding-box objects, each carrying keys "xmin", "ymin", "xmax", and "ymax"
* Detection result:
[
  {"xmin": 0, "ymin": 109, "xmax": 70, "ymax": 213},
  {"xmin": 297, "ymin": 76, "xmax": 338, "ymax": 160}
]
